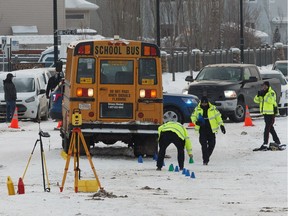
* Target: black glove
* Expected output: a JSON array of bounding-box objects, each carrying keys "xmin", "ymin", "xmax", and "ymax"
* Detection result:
[
  {"xmin": 257, "ymin": 90, "xmax": 264, "ymax": 97},
  {"xmin": 220, "ymin": 125, "xmax": 226, "ymax": 134}
]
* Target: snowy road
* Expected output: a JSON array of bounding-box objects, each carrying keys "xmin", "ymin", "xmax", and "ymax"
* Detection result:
[{"xmin": 0, "ymin": 116, "xmax": 287, "ymax": 216}]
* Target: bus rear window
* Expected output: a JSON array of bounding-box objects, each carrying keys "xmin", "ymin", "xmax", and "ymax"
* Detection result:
[
  {"xmin": 100, "ymin": 60, "xmax": 133, "ymax": 84},
  {"xmin": 77, "ymin": 58, "xmax": 95, "ymax": 84},
  {"xmin": 138, "ymin": 58, "xmax": 157, "ymax": 85}
]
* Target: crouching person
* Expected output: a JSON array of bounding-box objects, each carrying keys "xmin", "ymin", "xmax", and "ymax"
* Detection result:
[{"xmin": 156, "ymin": 121, "xmax": 193, "ymax": 171}]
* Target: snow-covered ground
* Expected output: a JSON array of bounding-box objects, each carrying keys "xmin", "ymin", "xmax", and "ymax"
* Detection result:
[{"xmin": 0, "ymin": 70, "xmax": 287, "ymax": 216}]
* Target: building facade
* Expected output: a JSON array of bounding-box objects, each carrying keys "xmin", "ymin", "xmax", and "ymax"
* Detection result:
[{"xmin": 0, "ymin": 0, "xmax": 98, "ymax": 36}]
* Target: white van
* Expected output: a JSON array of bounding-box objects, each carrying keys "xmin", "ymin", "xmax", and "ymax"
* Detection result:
[{"xmin": 0, "ymin": 70, "xmax": 49, "ymax": 121}]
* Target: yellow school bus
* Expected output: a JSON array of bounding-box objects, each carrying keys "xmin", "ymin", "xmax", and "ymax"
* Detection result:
[{"xmin": 61, "ymin": 37, "xmax": 163, "ymax": 156}]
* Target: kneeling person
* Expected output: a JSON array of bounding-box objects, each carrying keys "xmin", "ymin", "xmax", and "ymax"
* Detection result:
[{"xmin": 157, "ymin": 121, "xmax": 193, "ymax": 171}]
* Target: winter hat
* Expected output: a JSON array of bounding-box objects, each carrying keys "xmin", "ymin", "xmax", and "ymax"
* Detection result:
[
  {"xmin": 201, "ymin": 96, "xmax": 208, "ymax": 103},
  {"xmin": 6, "ymin": 73, "xmax": 14, "ymax": 79},
  {"xmin": 262, "ymin": 81, "xmax": 270, "ymax": 87}
]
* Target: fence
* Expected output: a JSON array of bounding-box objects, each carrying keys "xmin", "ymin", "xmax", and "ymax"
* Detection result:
[{"xmin": 162, "ymin": 45, "xmax": 288, "ymax": 73}]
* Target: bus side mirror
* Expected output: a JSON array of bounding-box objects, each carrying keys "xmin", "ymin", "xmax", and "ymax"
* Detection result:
[{"xmin": 56, "ymin": 60, "xmax": 63, "ymax": 72}]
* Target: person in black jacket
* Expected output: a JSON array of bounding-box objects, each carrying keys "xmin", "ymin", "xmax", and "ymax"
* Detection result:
[
  {"xmin": 46, "ymin": 72, "xmax": 62, "ymax": 99},
  {"xmin": 3, "ymin": 73, "xmax": 17, "ymax": 122}
]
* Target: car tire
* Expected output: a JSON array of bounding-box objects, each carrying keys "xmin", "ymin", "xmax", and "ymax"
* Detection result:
[
  {"xmin": 279, "ymin": 109, "xmax": 287, "ymax": 116},
  {"xmin": 163, "ymin": 106, "xmax": 183, "ymax": 124},
  {"xmin": 33, "ymin": 107, "xmax": 41, "ymax": 122},
  {"xmin": 228, "ymin": 100, "xmax": 245, "ymax": 122},
  {"xmin": 41, "ymin": 104, "xmax": 49, "ymax": 121}
]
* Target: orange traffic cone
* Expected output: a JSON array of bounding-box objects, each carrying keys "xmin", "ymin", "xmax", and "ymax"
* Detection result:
[
  {"xmin": 9, "ymin": 107, "xmax": 20, "ymax": 129},
  {"xmin": 54, "ymin": 120, "xmax": 62, "ymax": 130},
  {"xmin": 244, "ymin": 105, "xmax": 254, "ymax": 126}
]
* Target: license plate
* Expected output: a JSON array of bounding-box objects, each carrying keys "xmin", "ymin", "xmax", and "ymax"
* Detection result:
[{"xmin": 79, "ymin": 103, "xmax": 91, "ymax": 110}]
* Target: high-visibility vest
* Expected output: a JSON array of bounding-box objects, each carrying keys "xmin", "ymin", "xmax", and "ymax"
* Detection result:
[
  {"xmin": 158, "ymin": 121, "xmax": 192, "ymax": 155},
  {"xmin": 190, "ymin": 102, "xmax": 224, "ymax": 133},
  {"xmin": 254, "ymin": 87, "xmax": 277, "ymax": 115}
]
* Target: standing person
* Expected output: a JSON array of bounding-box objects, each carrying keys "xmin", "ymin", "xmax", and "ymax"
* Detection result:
[
  {"xmin": 3, "ymin": 73, "xmax": 17, "ymax": 122},
  {"xmin": 156, "ymin": 121, "xmax": 193, "ymax": 171},
  {"xmin": 46, "ymin": 72, "xmax": 62, "ymax": 99},
  {"xmin": 191, "ymin": 96, "xmax": 226, "ymax": 165},
  {"xmin": 253, "ymin": 81, "xmax": 281, "ymax": 151}
]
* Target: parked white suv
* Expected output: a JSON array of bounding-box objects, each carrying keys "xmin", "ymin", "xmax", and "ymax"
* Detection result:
[{"xmin": 0, "ymin": 70, "xmax": 49, "ymax": 121}]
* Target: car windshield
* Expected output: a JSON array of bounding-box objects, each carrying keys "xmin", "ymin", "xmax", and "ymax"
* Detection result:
[
  {"xmin": 196, "ymin": 67, "xmax": 241, "ymax": 81},
  {"xmin": 0, "ymin": 77, "xmax": 35, "ymax": 93},
  {"xmin": 273, "ymin": 63, "xmax": 288, "ymax": 76},
  {"xmin": 261, "ymin": 73, "xmax": 287, "ymax": 85}
]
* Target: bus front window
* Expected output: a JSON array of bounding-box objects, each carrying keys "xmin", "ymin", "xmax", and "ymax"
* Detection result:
[
  {"xmin": 139, "ymin": 58, "xmax": 157, "ymax": 85},
  {"xmin": 77, "ymin": 58, "xmax": 95, "ymax": 84}
]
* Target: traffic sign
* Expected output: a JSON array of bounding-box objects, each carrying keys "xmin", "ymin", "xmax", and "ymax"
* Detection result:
[{"xmin": 57, "ymin": 29, "xmax": 77, "ymax": 35}]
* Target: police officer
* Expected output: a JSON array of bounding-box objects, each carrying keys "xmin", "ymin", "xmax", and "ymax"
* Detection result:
[
  {"xmin": 191, "ymin": 96, "xmax": 226, "ymax": 165},
  {"xmin": 254, "ymin": 81, "xmax": 281, "ymax": 151},
  {"xmin": 157, "ymin": 121, "xmax": 193, "ymax": 171}
]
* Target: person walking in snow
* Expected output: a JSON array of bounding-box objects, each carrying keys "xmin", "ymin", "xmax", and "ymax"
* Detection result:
[
  {"xmin": 253, "ymin": 81, "xmax": 281, "ymax": 151},
  {"xmin": 156, "ymin": 121, "xmax": 193, "ymax": 171},
  {"xmin": 191, "ymin": 96, "xmax": 226, "ymax": 165},
  {"xmin": 3, "ymin": 73, "xmax": 17, "ymax": 122}
]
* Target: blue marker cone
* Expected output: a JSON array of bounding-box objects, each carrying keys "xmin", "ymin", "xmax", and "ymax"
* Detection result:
[
  {"xmin": 168, "ymin": 164, "xmax": 174, "ymax": 171},
  {"xmin": 138, "ymin": 155, "xmax": 143, "ymax": 163},
  {"xmin": 182, "ymin": 168, "xmax": 186, "ymax": 175},
  {"xmin": 174, "ymin": 166, "xmax": 179, "ymax": 172},
  {"xmin": 191, "ymin": 171, "xmax": 196, "ymax": 179},
  {"xmin": 185, "ymin": 169, "xmax": 190, "ymax": 177}
]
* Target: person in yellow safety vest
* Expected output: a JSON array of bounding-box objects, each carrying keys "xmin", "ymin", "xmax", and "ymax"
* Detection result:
[
  {"xmin": 191, "ymin": 96, "xmax": 226, "ymax": 165},
  {"xmin": 156, "ymin": 121, "xmax": 193, "ymax": 171},
  {"xmin": 253, "ymin": 81, "xmax": 281, "ymax": 151}
]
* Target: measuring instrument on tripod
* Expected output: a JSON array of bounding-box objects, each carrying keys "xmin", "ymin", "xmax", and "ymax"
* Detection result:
[
  {"xmin": 22, "ymin": 121, "xmax": 51, "ymax": 192},
  {"xmin": 60, "ymin": 109, "xmax": 102, "ymax": 193}
]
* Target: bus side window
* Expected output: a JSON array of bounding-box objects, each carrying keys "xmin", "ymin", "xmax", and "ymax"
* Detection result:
[{"xmin": 77, "ymin": 58, "xmax": 95, "ymax": 83}]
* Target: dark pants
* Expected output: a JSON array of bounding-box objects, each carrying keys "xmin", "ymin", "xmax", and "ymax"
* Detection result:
[
  {"xmin": 263, "ymin": 115, "xmax": 280, "ymax": 144},
  {"xmin": 199, "ymin": 132, "xmax": 216, "ymax": 164},
  {"xmin": 6, "ymin": 100, "xmax": 16, "ymax": 122},
  {"xmin": 157, "ymin": 131, "xmax": 185, "ymax": 170}
]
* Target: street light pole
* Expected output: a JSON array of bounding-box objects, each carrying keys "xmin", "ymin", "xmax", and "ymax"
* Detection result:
[
  {"xmin": 240, "ymin": 0, "xmax": 244, "ymax": 63},
  {"xmin": 156, "ymin": 0, "xmax": 160, "ymax": 47},
  {"xmin": 53, "ymin": 0, "xmax": 59, "ymax": 66}
]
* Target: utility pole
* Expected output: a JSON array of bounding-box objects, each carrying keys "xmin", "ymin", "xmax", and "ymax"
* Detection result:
[
  {"xmin": 53, "ymin": 0, "xmax": 59, "ymax": 66},
  {"xmin": 240, "ymin": 0, "xmax": 244, "ymax": 63},
  {"xmin": 156, "ymin": 0, "xmax": 160, "ymax": 47}
]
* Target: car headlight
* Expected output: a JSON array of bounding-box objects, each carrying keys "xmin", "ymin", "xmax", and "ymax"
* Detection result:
[
  {"xmin": 224, "ymin": 90, "xmax": 237, "ymax": 99},
  {"xmin": 181, "ymin": 97, "xmax": 197, "ymax": 105},
  {"xmin": 182, "ymin": 89, "xmax": 188, "ymax": 94},
  {"xmin": 25, "ymin": 96, "xmax": 36, "ymax": 103}
]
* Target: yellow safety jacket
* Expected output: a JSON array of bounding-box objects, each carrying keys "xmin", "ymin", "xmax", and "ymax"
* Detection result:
[
  {"xmin": 190, "ymin": 102, "xmax": 224, "ymax": 133},
  {"xmin": 158, "ymin": 121, "xmax": 192, "ymax": 155},
  {"xmin": 254, "ymin": 87, "xmax": 277, "ymax": 115}
]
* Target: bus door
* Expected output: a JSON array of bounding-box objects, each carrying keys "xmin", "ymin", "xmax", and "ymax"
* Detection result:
[{"xmin": 97, "ymin": 59, "xmax": 135, "ymax": 121}]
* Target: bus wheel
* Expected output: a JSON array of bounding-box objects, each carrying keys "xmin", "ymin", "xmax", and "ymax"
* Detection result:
[{"xmin": 133, "ymin": 135, "xmax": 158, "ymax": 157}]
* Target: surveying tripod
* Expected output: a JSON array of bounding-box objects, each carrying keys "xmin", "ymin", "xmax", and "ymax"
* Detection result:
[
  {"xmin": 22, "ymin": 125, "xmax": 51, "ymax": 192},
  {"xmin": 60, "ymin": 109, "xmax": 101, "ymax": 192}
]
